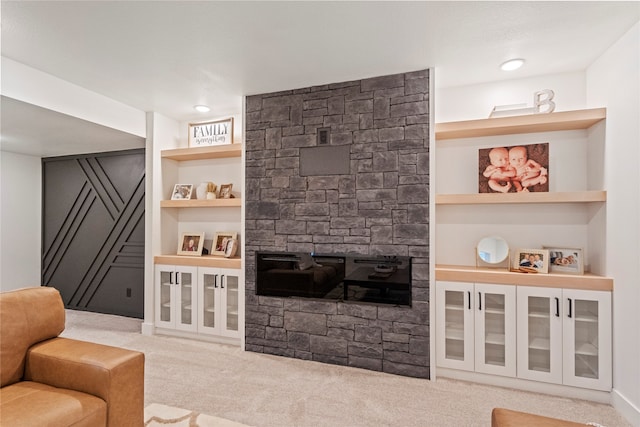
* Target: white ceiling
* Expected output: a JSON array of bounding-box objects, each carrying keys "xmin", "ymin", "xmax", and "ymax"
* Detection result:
[{"xmin": 1, "ymin": 1, "xmax": 639, "ymax": 157}]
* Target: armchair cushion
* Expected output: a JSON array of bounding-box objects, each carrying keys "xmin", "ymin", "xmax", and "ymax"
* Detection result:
[
  {"xmin": 0, "ymin": 381, "xmax": 106, "ymax": 427},
  {"xmin": 25, "ymin": 337, "xmax": 145, "ymax": 426}
]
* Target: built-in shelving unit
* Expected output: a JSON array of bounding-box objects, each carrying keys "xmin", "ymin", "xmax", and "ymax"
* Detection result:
[
  {"xmin": 435, "ymin": 108, "xmax": 606, "ymax": 140},
  {"xmin": 433, "ymin": 108, "xmax": 612, "ymax": 396},
  {"xmin": 436, "ymin": 190, "xmax": 606, "ymax": 205},
  {"xmin": 435, "ymin": 264, "xmax": 613, "ymax": 291},
  {"xmin": 161, "ymin": 144, "xmax": 242, "ymax": 161},
  {"xmin": 154, "ymin": 255, "xmax": 241, "ymax": 269},
  {"xmin": 160, "ymin": 199, "xmax": 241, "ymax": 208}
]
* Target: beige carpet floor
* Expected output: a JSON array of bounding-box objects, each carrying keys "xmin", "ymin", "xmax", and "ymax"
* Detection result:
[{"xmin": 61, "ymin": 310, "xmax": 631, "ymax": 427}]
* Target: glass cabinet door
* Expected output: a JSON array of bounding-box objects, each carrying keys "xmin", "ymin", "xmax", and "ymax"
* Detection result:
[
  {"xmin": 474, "ymin": 283, "xmax": 516, "ymax": 377},
  {"xmin": 563, "ymin": 290, "xmax": 612, "ymax": 391},
  {"xmin": 158, "ymin": 269, "xmax": 173, "ymax": 324},
  {"xmin": 516, "ymin": 286, "xmax": 562, "ymax": 383},
  {"xmin": 201, "ymin": 271, "xmax": 218, "ymax": 330},
  {"xmin": 177, "ymin": 268, "xmax": 195, "ymax": 330},
  {"xmin": 436, "ymin": 281, "xmax": 474, "ymax": 371},
  {"xmin": 223, "ymin": 272, "xmax": 239, "ymax": 334}
]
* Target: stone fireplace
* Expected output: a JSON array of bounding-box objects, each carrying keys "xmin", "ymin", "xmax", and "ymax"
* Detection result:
[{"xmin": 244, "ymin": 70, "xmax": 430, "ymax": 378}]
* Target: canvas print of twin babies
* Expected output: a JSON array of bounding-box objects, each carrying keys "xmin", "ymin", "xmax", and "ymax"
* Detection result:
[{"xmin": 479, "ymin": 142, "xmax": 549, "ymax": 193}]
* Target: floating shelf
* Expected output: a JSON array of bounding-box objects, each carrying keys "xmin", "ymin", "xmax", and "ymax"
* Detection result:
[
  {"xmin": 435, "ymin": 265, "xmax": 613, "ymax": 291},
  {"xmin": 162, "ymin": 144, "xmax": 242, "ymax": 161},
  {"xmin": 160, "ymin": 199, "xmax": 241, "ymax": 208},
  {"xmin": 436, "ymin": 191, "xmax": 606, "ymax": 205},
  {"xmin": 154, "ymin": 255, "xmax": 241, "ymax": 269},
  {"xmin": 435, "ymin": 108, "xmax": 606, "ymax": 140}
]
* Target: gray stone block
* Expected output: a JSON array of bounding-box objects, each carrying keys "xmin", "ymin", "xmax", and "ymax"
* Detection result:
[
  {"xmin": 361, "ymin": 73, "xmax": 405, "ymax": 91},
  {"xmin": 409, "ymin": 337, "xmax": 429, "ymax": 356},
  {"xmin": 313, "ymin": 353, "xmax": 348, "ymax": 366},
  {"xmin": 266, "ymin": 327, "xmax": 288, "ymax": 341},
  {"xmin": 383, "ymin": 361, "xmax": 429, "ymax": 379},
  {"xmin": 327, "ymin": 327, "xmax": 355, "ymax": 341},
  {"xmin": 263, "ymin": 346, "xmax": 296, "ymax": 358},
  {"xmin": 373, "ymin": 152, "xmax": 398, "ymax": 172},
  {"xmin": 349, "ymin": 356, "xmax": 383, "ymax": 371},
  {"xmin": 275, "ymin": 220, "xmax": 307, "ymax": 235},
  {"xmin": 390, "ymin": 101, "xmax": 428, "ymax": 118},
  {"xmin": 284, "ymin": 311, "xmax": 328, "ymax": 335},
  {"xmin": 327, "ymin": 314, "xmax": 369, "ymax": 329},
  {"xmin": 383, "ymin": 341, "xmax": 409, "ymax": 352},
  {"xmin": 288, "ymin": 332, "xmax": 310, "ymax": 350},
  {"xmin": 397, "ymin": 184, "xmax": 428, "ymax": 203},
  {"xmin": 310, "ymin": 335, "xmax": 348, "ymax": 357},
  {"xmin": 355, "ymin": 325, "xmax": 382, "ymax": 344},
  {"xmin": 349, "ymin": 341, "xmax": 383, "ymax": 358},
  {"xmin": 299, "ymin": 300, "xmax": 338, "ymax": 315}
]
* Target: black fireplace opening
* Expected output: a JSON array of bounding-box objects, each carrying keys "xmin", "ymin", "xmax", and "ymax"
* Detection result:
[{"xmin": 256, "ymin": 251, "xmax": 412, "ymax": 306}]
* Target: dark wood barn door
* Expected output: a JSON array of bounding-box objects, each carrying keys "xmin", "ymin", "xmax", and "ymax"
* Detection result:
[{"xmin": 42, "ymin": 149, "xmax": 145, "ymax": 318}]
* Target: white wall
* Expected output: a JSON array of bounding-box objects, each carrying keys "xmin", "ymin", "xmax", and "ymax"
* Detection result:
[
  {"xmin": 1, "ymin": 57, "xmax": 146, "ymax": 138},
  {"xmin": 586, "ymin": 22, "xmax": 640, "ymax": 425},
  {"xmin": 436, "ymin": 71, "xmax": 586, "ymax": 122},
  {"xmin": 0, "ymin": 151, "xmax": 42, "ymax": 291}
]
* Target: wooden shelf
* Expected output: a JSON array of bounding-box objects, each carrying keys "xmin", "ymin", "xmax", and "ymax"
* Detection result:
[
  {"xmin": 162, "ymin": 144, "xmax": 242, "ymax": 161},
  {"xmin": 154, "ymin": 255, "xmax": 241, "ymax": 269},
  {"xmin": 435, "ymin": 108, "xmax": 606, "ymax": 140},
  {"xmin": 161, "ymin": 198, "xmax": 241, "ymax": 208},
  {"xmin": 436, "ymin": 191, "xmax": 606, "ymax": 205},
  {"xmin": 435, "ymin": 265, "xmax": 613, "ymax": 291}
]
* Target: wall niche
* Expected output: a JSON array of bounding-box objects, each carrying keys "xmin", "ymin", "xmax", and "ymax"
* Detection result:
[{"xmin": 244, "ymin": 69, "xmax": 430, "ymax": 378}]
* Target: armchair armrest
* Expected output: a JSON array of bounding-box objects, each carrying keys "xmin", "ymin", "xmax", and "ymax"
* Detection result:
[{"xmin": 24, "ymin": 337, "xmax": 144, "ymax": 427}]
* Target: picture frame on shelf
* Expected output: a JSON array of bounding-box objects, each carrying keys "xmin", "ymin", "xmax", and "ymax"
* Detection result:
[
  {"xmin": 171, "ymin": 184, "xmax": 193, "ymax": 200},
  {"xmin": 478, "ymin": 142, "xmax": 549, "ymax": 194},
  {"xmin": 212, "ymin": 232, "xmax": 237, "ymax": 256},
  {"xmin": 218, "ymin": 183, "xmax": 233, "ymax": 199},
  {"xmin": 514, "ymin": 248, "xmax": 549, "ymax": 274},
  {"xmin": 188, "ymin": 117, "xmax": 234, "ymax": 147},
  {"xmin": 224, "ymin": 238, "xmax": 238, "ymax": 258},
  {"xmin": 177, "ymin": 232, "xmax": 205, "ymax": 256},
  {"xmin": 544, "ymin": 247, "xmax": 584, "ymax": 275}
]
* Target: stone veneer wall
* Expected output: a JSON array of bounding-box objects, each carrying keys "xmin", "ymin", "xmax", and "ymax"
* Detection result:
[{"xmin": 244, "ymin": 70, "xmax": 430, "ymax": 378}]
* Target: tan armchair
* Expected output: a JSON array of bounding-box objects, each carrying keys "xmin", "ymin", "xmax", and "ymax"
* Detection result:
[{"xmin": 0, "ymin": 287, "xmax": 144, "ymax": 426}]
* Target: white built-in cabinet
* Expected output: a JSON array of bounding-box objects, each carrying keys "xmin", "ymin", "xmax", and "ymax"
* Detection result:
[
  {"xmin": 437, "ymin": 281, "xmax": 612, "ymax": 391},
  {"xmin": 153, "ymin": 144, "xmax": 243, "ymax": 344},
  {"xmin": 198, "ymin": 267, "xmax": 240, "ymax": 339},
  {"xmin": 154, "ymin": 264, "xmax": 198, "ymax": 331},
  {"xmin": 436, "ymin": 281, "xmax": 516, "ymax": 377},
  {"xmin": 433, "ymin": 109, "xmax": 613, "ymax": 395}
]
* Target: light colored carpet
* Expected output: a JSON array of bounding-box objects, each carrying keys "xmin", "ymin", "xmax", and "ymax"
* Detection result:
[
  {"xmin": 145, "ymin": 403, "xmax": 250, "ymax": 426},
  {"xmin": 61, "ymin": 310, "xmax": 631, "ymax": 427}
]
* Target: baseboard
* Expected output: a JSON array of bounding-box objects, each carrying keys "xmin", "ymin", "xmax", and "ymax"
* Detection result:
[
  {"xmin": 437, "ymin": 368, "xmax": 611, "ymax": 404},
  {"xmin": 141, "ymin": 322, "xmax": 155, "ymax": 336},
  {"xmin": 611, "ymin": 388, "xmax": 640, "ymax": 426}
]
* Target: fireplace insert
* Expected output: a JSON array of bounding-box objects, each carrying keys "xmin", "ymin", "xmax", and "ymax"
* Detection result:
[{"xmin": 255, "ymin": 251, "xmax": 412, "ymax": 306}]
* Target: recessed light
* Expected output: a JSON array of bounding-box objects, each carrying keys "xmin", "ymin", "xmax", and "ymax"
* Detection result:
[
  {"xmin": 194, "ymin": 105, "xmax": 210, "ymax": 113},
  {"xmin": 500, "ymin": 58, "xmax": 525, "ymax": 71}
]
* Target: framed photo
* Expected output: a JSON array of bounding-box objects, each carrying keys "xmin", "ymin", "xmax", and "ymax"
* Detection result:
[
  {"xmin": 218, "ymin": 183, "xmax": 233, "ymax": 199},
  {"xmin": 188, "ymin": 117, "xmax": 234, "ymax": 147},
  {"xmin": 544, "ymin": 247, "xmax": 584, "ymax": 275},
  {"xmin": 479, "ymin": 142, "xmax": 549, "ymax": 194},
  {"xmin": 212, "ymin": 232, "xmax": 237, "ymax": 256},
  {"xmin": 171, "ymin": 184, "xmax": 193, "ymax": 200},
  {"xmin": 177, "ymin": 232, "xmax": 205, "ymax": 256},
  {"xmin": 514, "ymin": 248, "xmax": 550, "ymax": 274}
]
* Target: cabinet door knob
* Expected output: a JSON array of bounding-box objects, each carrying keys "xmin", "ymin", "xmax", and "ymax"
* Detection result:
[
  {"xmin": 478, "ymin": 292, "xmax": 482, "ymax": 311},
  {"xmin": 214, "ymin": 274, "xmax": 219, "ymax": 288},
  {"xmin": 176, "ymin": 272, "xmax": 180, "ymax": 285},
  {"xmin": 567, "ymin": 298, "xmax": 573, "ymax": 318},
  {"xmin": 555, "ymin": 297, "xmax": 560, "ymax": 317},
  {"xmin": 467, "ymin": 291, "xmax": 471, "ymax": 310},
  {"xmin": 221, "ymin": 275, "xmax": 226, "ymax": 289},
  {"xmin": 169, "ymin": 272, "xmax": 174, "ymax": 285}
]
